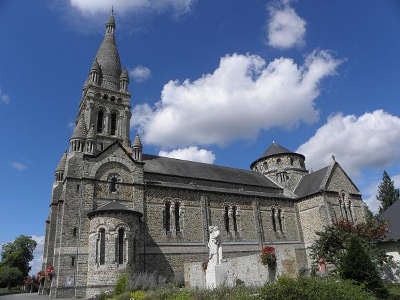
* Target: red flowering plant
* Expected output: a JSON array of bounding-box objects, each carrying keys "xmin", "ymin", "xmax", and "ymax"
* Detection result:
[
  {"xmin": 45, "ymin": 266, "xmax": 55, "ymax": 280},
  {"xmin": 36, "ymin": 271, "xmax": 45, "ymax": 283},
  {"xmin": 201, "ymin": 258, "xmax": 209, "ymax": 272},
  {"xmin": 310, "ymin": 215, "xmax": 392, "ymax": 275},
  {"xmin": 261, "ymin": 246, "xmax": 277, "ymax": 268}
]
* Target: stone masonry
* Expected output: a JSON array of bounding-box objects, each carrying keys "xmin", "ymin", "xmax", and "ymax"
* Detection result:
[{"xmin": 41, "ymin": 11, "xmax": 369, "ymax": 298}]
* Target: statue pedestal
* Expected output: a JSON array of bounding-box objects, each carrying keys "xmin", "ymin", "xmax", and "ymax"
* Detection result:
[{"xmin": 206, "ymin": 263, "xmax": 228, "ymax": 289}]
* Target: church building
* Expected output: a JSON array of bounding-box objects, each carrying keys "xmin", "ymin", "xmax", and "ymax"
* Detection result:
[{"xmin": 41, "ymin": 12, "xmax": 368, "ymax": 298}]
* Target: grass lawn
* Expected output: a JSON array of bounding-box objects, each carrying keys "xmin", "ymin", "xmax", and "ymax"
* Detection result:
[
  {"xmin": 387, "ymin": 283, "xmax": 400, "ymax": 299},
  {"xmin": 0, "ymin": 288, "xmax": 23, "ymax": 296}
]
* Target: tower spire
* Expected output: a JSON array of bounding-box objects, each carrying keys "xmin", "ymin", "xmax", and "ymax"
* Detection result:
[{"xmin": 106, "ymin": 8, "xmax": 116, "ymax": 34}]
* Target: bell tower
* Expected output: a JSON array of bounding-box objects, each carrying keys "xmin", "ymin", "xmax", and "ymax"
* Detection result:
[{"xmin": 74, "ymin": 9, "xmax": 132, "ymax": 152}]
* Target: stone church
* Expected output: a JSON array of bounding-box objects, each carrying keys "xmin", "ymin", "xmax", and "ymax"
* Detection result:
[{"xmin": 41, "ymin": 12, "xmax": 368, "ymax": 298}]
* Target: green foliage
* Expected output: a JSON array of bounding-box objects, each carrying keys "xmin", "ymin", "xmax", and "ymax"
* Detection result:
[
  {"xmin": 260, "ymin": 276, "xmax": 376, "ymax": 300},
  {"xmin": 309, "ymin": 218, "xmax": 390, "ymax": 275},
  {"xmin": 114, "ymin": 273, "xmax": 128, "ymax": 296},
  {"xmin": 339, "ymin": 236, "xmax": 388, "ymax": 298},
  {"xmin": 0, "ymin": 235, "xmax": 37, "ymax": 279},
  {"xmin": 0, "ymin": 265, "xmax": 24, "ymax": 289},
  {"xmin": 378, "ymin": 171, "xmax": 399, "ymax": 214},
  {"xmin": 131, "ymin": 290, "xmax": 147, "ymax": 300}
]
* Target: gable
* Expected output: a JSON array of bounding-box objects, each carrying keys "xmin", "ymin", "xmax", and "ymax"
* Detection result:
[
  {"xmin": 87, "ymin": 142, "xmax": 140, "ymax": 178},
  {"xmin": 325, "ymin": 163, "xmax": 360, "ymax": 194}
]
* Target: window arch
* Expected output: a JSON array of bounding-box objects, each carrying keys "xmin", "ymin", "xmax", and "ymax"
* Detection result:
[
  {"xmin": 110, "ymin": 112, "xmax": 117, "ymax": 135},
  {"xmin": 97, "ymin": 110, "xmax": 104, "ymax": 133},
  {"xmin": 232, "ymin": 206, "xmax": 238, "ymax": 232},
  {"xmin": 110, "ymin": 177, "xmax": 118, "ymax": 192},
  {"xmin": 163, "ymin": 201, "xmax": 171, "ymax": 234},
  {"xmin": 99, "ymin": 228, "xmax": 105, "ymax": 265},
  {"xmin": 175, "ymin": 202, "xmax": 180, "ymax": 233},
  {"xmin": 224, "ymin": 206, "xmax": 230, "ymax": 232},
  {"xmin": 117, "ymin": 228, "xmax": 124, "ymax": 264},
  {"xmin": 278, "ymin": 208, "xmax": 283, "ymax": 232},
  {"xmin": 271, "ymin": 208, "xmax": 276, "ymax": 231}
]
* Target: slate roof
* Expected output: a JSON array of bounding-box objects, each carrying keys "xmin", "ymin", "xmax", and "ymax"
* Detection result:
[
  {"xmin": 142, "ymin": 154, "xmax": 280, "ymax": 189},
  {"xmin": 87, "ymin": 201, "xmax": 142, "ymax": 218},
  {"xmin": 71, "ymin": 115, "xmax": 87, "ymax": 139},
  {"xmin": 250, "ymin": 142, "xmax": 305, "ymax": 168},
  {"xmin": 261, "ymin": 142, "xmax": 294, "ymax": 158},
  {"xmin": 133, "ymin": 135, "xmax": 142, "ymax": 147},
  {"xmin": 382, "ymin": 199, "xmax": 400, "ymax": 241},
  {"xmin": 94, "ymin": 13, "xmax": 122, "ymax": 91},
  {"xmin": 55, "ymin": 152, "xmax": 67, "ymax": 171},
  {"xmin": 294, "ymin": 166, "xmax": 330, "ymax": 198}
]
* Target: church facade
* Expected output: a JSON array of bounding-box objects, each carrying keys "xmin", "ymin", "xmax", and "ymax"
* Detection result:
[{"xmin": 41, "ymin": 13, "xmax": 368, "ymax": 298}]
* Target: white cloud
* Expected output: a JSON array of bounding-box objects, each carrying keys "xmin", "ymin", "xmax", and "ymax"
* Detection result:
[
  {"xmin": 130, "ymin": 66, "xmax": 151, "ymax": 82},
  {"xmin": 297, "ymin": 110, "xmax": 400, "ymax": 177},
  {"xmin": 12, "ymin": 161, "xmax": 28, "ymax": 171},
  {"xmin": 159, "ymin": 146, "xmax": 215, "ymax": 163},
  {"xmin": 362, "ymin": 174, "xmax": 400, "ymax": 213},
  {"xmin": 132, "ymin": 50, "xmax": 341, "ymax": 147},
  {"xmin": 267, "ymin": 0, "xmax": 306, "ymax": 49},
  {"xmin": 0, "ymin": 89, "xmax": 10, "ymax": 104},
  {"xmin": 30, "ymin": 235, "xmax": 45, "ymax": 276},
  {"xmin": 69, "ymin": 0, "xmax": 195, "ymax": 16}
]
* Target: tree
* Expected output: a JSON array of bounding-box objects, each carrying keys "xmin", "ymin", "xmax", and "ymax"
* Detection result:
[
  {"xmin": 0, "ymin": 265, "xmax": 23, "ymax": 289},
  {"xmin": 377, "ymin": 170, "xmax": 399, "ymax": 214},
  {"xmin": 310, "ymin": 218, "xmax": 389, "ymax": 270},
  {"xmin": 0, "ymin": 235, "xmax": 37, "ymax": 280},
  {"xmin": 339, "ymin": 236, "xmax": 388, "ymax": 298}
]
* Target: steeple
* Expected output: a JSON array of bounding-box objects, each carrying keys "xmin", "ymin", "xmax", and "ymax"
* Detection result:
[
  {"xmin": 70, "ymin": 114, "xmax": 87, "ymax": 153},
  {"xmin": 55, "ymin": 151, "xmax": 67, "ymax": 182},
  {"xmin": 132, "ymin": 134, "xmax": 142, "ymax": 161},
  {"xmin": 92, "ymin": 8, "xmax": 122, "ymax": 91}
]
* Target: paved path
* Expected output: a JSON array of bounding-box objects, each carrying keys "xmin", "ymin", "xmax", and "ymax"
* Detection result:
[{"xmin": 0, "ymin": 294, "xmax": 78, "ymax": 300}]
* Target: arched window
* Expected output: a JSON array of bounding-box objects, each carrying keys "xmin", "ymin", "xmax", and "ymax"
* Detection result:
[
  {"xmin": 99, "ymin": 228, "xmax": 105, "ymax": 265},
  {"xmin": 97, "ymin": 110, "xmax": 104, "ymax": 133},
  {"xmin": 277, "ymin": 158, "xmax": 281, "ymax": 164},
  {"xmin": 232, "ymin": 206, "xmax": 238, "ymax": 232},
  {"xmin": 271, "ymin": 208, "xmax": 276, "ymax": 231},
  {"xmin": 175, "ymin": 202, "xmax": 180, "ymax": 233},
  {"xmin": 290, "ymin": 157, "xmax": 294, "ymax": 165},
  {"xmin": 341, "ymin": 192, "xmax": 349, "ymax": 221},
  {"xmin": 118, "ymin": 228, "xmax": 124, "ymax": 264},
  {"xmin": 163, "ymin": 202, "xmax": 171, "ymax": 234},
  {"xmin": 110, "ymin": 113, "xmax": 117, "ymax": 135},
  {"xmin": 278, "ymin": 209, "xmax": 283, "ymax": 232},
  {"xmin": 224, "ymin": 206, "xmax": 230, "ymax": 232},
  {"xmin": 110, "ymin": 177, "xmax": 118, "ymax": 192}
]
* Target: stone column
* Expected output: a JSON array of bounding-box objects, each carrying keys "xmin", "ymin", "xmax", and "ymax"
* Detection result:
[
  {"xmin": 252, "ymin": 199, "xmax": 264, "ymax": 248},
  {"xmin": 104, "ymin": 111, "xmax": 110, "ymax": 135},
  {"xmin": 170, "ymin": 202, "xmax": 176, "ymax": 237}
]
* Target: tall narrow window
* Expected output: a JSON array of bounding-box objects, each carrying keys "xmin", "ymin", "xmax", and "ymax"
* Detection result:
[
  {"xmin": 110, "ymin": 177, "xmax": 118, "ymax": 193},
  {"xmin": 224, "ymin": 206, "xmax": 230, "ymax": 232},
  {"xmin": 342, "ymin": 192, "xmax": 349, "ymax": 221},
  {"xmin": 175, "ymin": 202, "xmax": 180, "ymax": 233},
  {"xmin": 348, "ymin": 200, "xmax": 353, "ymax": 222},
  {"xmin": 272, "ymin": 208, "xmax": 276, "ymax": 231},
  {"xmin": 163, "ymin": 202, "xmax": 171, "ymax": 234},
  {"xmin": 97, "ymin": 110, "xmax": 104, "ymax": 133},
  {"xmin": 118, "ymin": 228, "xmax": 124, "ymax": 264},
  {"xmin": 278, "ymin": 209, "xmax": 283, "ymax": 232},
  {"xmin": 110, "ymin": 113, "xmax": 117, "ymax": 135},
  {"xmin": 232, "ymin": 206, "xmax": 238, "ymax": 232},
  {"xmin": 71, "ymin": 256, "xmax": 75, "ymax": 267},
  {"xmin": 73, "ymin": 227, "xmax": 77, "ymax": 237},
  {"xmin": 99, "ymin": 228, "xmax": 105, "ymax": 265}
]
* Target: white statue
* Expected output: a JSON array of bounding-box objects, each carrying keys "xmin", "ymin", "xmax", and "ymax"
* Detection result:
[{"xmin": 208, "ymin": 225, "xmax": 222, "ymax": 265}]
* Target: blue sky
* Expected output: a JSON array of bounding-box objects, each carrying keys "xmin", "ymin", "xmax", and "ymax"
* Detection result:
[{"xmin": 1, "ymin": 0, "xmax": 400, "ymax": 274}]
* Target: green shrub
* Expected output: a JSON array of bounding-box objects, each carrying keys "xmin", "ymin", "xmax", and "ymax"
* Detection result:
[
  {"xmin": 114, "ymin": 273, "xmax": 128, "ymax": 296},
  {"xmin": 339, "ymin": 236, "xmax": 388, "ymax": 298},
  {"xmin": 131, "ymin": 290, "xmax": 147, "ymax": 300},
  {"xmin": 260, "ymin": 276, "xmax": 376, "ymax": 300}
]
